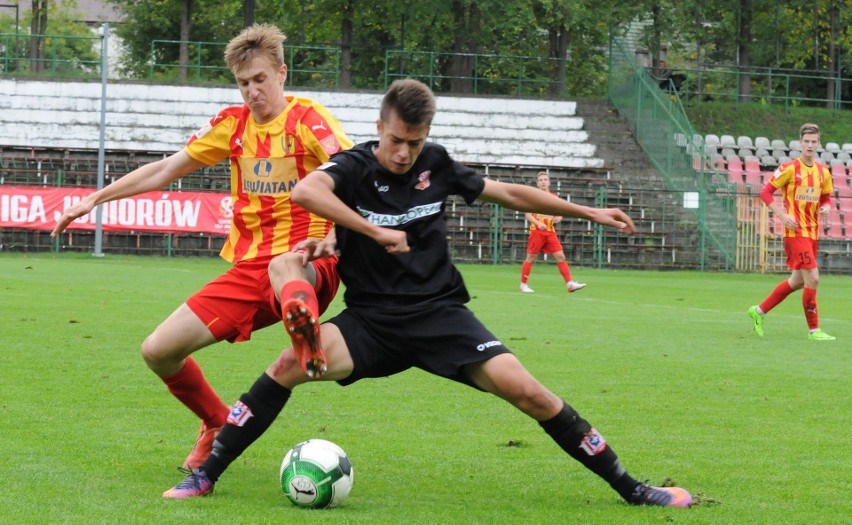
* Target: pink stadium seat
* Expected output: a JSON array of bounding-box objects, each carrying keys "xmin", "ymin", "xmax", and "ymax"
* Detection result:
[
  {"xmin": 727, "ymin": 157, "xmax": 744, "ymax": 184},
  {"xmin": 744, "ymin": 158, "xmax": 763, "ymax": 187},
  {"xmin": 835, "ymin": 184, "xmax": 852, "ymax": 199},
  {"xmin": 822, "ymin": 209, "xmax": 845, "ymax": 239}
]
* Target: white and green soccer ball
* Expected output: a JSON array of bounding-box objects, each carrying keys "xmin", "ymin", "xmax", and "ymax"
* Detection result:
[{"xmin": 279, "ymin": 438, "xmax": 353, "ymax": 509}]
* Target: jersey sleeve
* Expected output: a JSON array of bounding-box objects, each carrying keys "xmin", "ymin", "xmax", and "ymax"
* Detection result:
[
  {"xmin": 322, "ymin": 150, "xmax": 361, "ymax": 206},
  {"xmin": 184, "ymin": 106, "xmax": 243, "ymax": 166}
]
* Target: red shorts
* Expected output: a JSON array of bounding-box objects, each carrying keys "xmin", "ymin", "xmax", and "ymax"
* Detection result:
[
  {"xmin": 783, "ymin": 237, "xmax": 819, "ymax": 270},
  {"xmin": 185, "ymin": 255, "xmax": 339, "ymax": 343},
  {"xmin": 526, "ymin": 230, "xmax": 563, "ymax": 255}
]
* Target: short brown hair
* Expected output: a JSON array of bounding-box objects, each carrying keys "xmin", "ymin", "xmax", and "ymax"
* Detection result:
[
  {"xmin": 799, "ymin": 123, "xmax": 820, "ymax": 139},
  {"xmin": 224, "ymin": 23, "xmax": 286, "ymax": 73},
  {"xmin": 380, "ymin": 79, "xmax": 436, "ymax": 127}
]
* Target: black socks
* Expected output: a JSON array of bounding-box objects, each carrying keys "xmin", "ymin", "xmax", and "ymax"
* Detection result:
[
  {"xmin": 201, "ymin": 373, "xmax": 292, "ymax": 482},
  {"xmin": 539, "ymin": 402, "xmax": 639, "ymax": 500}
]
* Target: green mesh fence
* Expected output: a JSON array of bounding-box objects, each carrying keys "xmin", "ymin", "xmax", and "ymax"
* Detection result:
[{"xmin": 608, "ymin": 33, "xmax": 739, "ymax": 271}]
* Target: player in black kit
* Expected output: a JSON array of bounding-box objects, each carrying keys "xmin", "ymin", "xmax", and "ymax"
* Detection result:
[{"xmin": 164, "ymin": 79, "xmax": 693, "ymax": 509}]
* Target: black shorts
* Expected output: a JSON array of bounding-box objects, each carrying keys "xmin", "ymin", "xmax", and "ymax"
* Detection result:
[{"xmin": 328, "ymin": 302, "xmax": 512, "ymax": 389}]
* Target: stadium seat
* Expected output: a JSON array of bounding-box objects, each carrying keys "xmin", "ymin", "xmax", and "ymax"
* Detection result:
[
  {"xmin": 822, "ymin": 210, "xmax": 844, "ymax": 239},
  {"xmin": 836, "ymin": 151, "xmax": 851, "ymax": 163},
  {"xmin": 771, "ymin": 149, "xmax": 787, "ymax": 161},
  {"xmin": 704, "ymin": 144, "xmax": 719, "ymax": 157},
  {"xmin": 755, "ymin": 136, "xmax": 771, "ymax": 150},
  {"xmin": 738, "ymin": 148, "xmax": 754, "ymax": 159},
  {"xmin": 825, "ymin": 142, "xmax": 840, "ymax": 153},
  {"xmin": 744, "ymin": 158, "xmax": 763, "ymax": 186},
  {"xmin": 721, "ymin": 147, "xmax": 737, "ymax": 159},
  {"xmin": 755, "ymin": 148, "xmax": 770, "ymax": 158},
  {"xmin": 777, "ymin": 156, "xmax": 792, "ymax": 165},
  {"xmin": 831, "ymin": 161, "xmax": 846, "ymax": 178},
  {"xmin": 836, "ymin": 184, "xmax": 852, "ymax": 199},
  {"xmin": 704, "ymin": 134, "xmax": 720, "ymax": 147},
  {"xmin": 820, "ymin": 151, "xmax": 835, "ymax": 163},
  {"xmin": 789, "ymin": 140, "xmax": 802, "ymax": 151},
  {"xmin": 761, "ymin": 156, "xmax": 779, "ymax": 170},
  {"xmin": 720, "ymin": 135, "xmax": 736, "ymax": 149},
  {"xmin": 789, "ymin": 150, "xmax": 801, "ymax": 160},
  {"xmin": 842, "ymin": 143, "xmax": 852, "ymax": 153},
  {"xmin": 727, "ymin": 157, "xmax": 744, "ymax": 184},
  {"xmin": 674, "ymin": 132, "xmax": 688, "ymax": 148},
  {"xmin": 771, "ymin": 139, "xmax": 788, "ymax": 152},
  {"xmin": 737, "ymin": 136, "xmax": 754, "ymax": 151}
]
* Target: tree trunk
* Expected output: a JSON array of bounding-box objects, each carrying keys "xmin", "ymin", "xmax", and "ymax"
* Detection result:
[
  {"xmin": 340, "ymin": 0, "xmax": 353, "ymax": 89},
  {"xmin": 449, "ymin": 0, "xmax": 479, "ymax": 94},
  {"xmin": 179, "ymin": 0, "xmax": 193, "ymax": 82},
  {"xmin": 826, "ymin": 1, "xmax": 838, "ymax": 109},
  {"xmin": 737, "ymin": 0, "xmax": 752, "ymax": 103},
  {"xmin": 29, "ymin": 0, "xmax": 48, "ymax": 73},
  {"xmin": 547, "ymin": 23, "xmax": 568, "ymax": 97}
]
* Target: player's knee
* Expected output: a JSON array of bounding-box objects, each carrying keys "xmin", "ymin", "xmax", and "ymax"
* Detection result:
[
  {"xmin": 268, "ymin": 252, "xmax": 302, "ymax": 282},
  {"xmin": 140, "ymin": 332, "xmax": 180, "ymax": 371},
  {"xmin": 504, "ymin": 381, "xmax": 560, "ymax": 416}
]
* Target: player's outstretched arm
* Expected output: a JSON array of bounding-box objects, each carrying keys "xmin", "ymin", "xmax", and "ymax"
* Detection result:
[
  {"xmin": 478, "ymin": 179, "xmax": 635, "ymax": 234},
  {"xmin": 50, "ymin": 151, "xmax": 206, "ymax": 237}
]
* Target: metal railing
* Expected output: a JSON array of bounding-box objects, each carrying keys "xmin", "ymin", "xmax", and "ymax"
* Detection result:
[
  {"xmin": 0, "ymin": 32, "xmax": 101, "ymax": 77},
  {"xmin": 657, "ymin": 65, "xmax": 849, "ymax": 112},
  {"xmin": 383, "ymin": 49, "xmax": 566, "ymax": 97},
  {"xmin": 148, "ymin": 40, "xmax": 341, "ymax": 87}
]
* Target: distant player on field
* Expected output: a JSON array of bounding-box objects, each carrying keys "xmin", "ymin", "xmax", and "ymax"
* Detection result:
[
  {"xmin": 163, "ymin": 79, "xmax": 693, "ymax": 510},
  {"xmin": 51, "ymin": 24, "xmax": 352, "ymax": 469},
  {"xmin": 519, "ymin": 171, "xmax": 586, "ymax": 293},
  {"xmin": 748, "ymin": 123, "xmax": 835, "ymax": 340}
]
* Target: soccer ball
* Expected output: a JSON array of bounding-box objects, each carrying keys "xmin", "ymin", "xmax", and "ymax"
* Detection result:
[{"xmin": 279, "ymin": 438, "xmax": 353, "ymax": 508}]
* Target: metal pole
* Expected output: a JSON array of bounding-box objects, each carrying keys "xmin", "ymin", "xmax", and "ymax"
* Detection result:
[{"xmin": 93, "ymin": 23, "xmax": 109, "ymax": 257}]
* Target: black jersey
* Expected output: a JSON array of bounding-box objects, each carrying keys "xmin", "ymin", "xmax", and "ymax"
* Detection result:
[{"xmin": 321, "ymin": 141, "xmax": 485, "ymax": 309}]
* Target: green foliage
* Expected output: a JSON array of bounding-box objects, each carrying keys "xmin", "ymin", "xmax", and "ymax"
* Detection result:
[{"xmin": 2, "ymin": 254, "xmax": 850, "ymax": 523}]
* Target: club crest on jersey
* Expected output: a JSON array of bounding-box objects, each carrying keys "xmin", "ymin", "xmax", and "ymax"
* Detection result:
[
  {"xmin": 579, "ymin": 428, "xmax": 607, "ymax": 456},
  {"xmin": 320, "ymin": 135, "xmax": 341, "ymax": 156},
  {"xmin": 281, "ymin": 134, "xmax": 297, "ymax": 154},
  {"xmin": 227, "ymin": 401, "xmax": 254, "ymax": 427},
  {"xmin": 415, "ymin": 170, "xmax": 431, "ymax": 190}
]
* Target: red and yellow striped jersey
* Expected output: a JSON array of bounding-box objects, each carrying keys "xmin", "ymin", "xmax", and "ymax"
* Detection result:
[
  {"xmin": 768, "ymin": 158, "xmax": 833, "ymax": 240},
  {"xmin": 529, "ymin": 192, "xmax": 559, "ymax": 233},
  {"xmin": 185, "ymin": 96, "xmax": 352, "ymax": 262},
  {"xmin": 529, "ymin": 213, "xmax": 556, "ymax": 233}
]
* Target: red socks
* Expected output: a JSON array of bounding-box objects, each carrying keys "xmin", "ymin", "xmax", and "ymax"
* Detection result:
[
  {"xmin": 557, "ymin": 261, "xmax": 572, "ymax": 282},
  {"xmin": 802, "ymin": 287, "xmax": 819, "ymax": 330},
  {"xmin": 521, "ymin": 261, "xmax": 532, "ymax": 284},
  {"xmin": 280, "ymin": 280, "xmax": 319, "ymax": 317},
  {"xmin": 161, "ymin": 357, "xmax": 228, "ymax": 427},
  {"xmin": 759, "ymin": 280, "xmax": 794, "ymax": 314}
]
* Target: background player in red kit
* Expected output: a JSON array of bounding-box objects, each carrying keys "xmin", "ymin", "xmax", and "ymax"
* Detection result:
[
  {"xmin": 51, "ymin": 23, "xmax": 352, "ymax": 469},
  {"xmin": 748, "ymin": 123, "xmax": 835, "ymax": 341},
  {"xmin": 519, "ymin": 171, "xmax": 585, "ymax": 293}
]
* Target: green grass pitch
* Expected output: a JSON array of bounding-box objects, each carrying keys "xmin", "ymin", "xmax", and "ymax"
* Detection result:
[{"xmin": 1, "ymin": 253, "xmax": 849, "ymax": 524}]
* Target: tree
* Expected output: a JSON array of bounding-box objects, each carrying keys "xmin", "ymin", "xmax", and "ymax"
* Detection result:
[{"xmin": 30, "ymin": 0, "xmax": 49, "ymax": 72}]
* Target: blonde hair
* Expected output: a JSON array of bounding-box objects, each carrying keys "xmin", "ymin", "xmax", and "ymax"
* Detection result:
[
  {"xmin": 799, "ymin": 123, "xmax": 820, "ymax": 139},
  {"xmin": 224, "ymin": 23, "xmax": 286, "ymax": 73}
]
